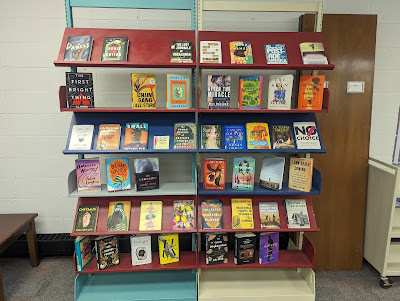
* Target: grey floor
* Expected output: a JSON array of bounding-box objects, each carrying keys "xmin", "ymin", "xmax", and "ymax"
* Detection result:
[{"xmin": 1, "ymin": 257, "xmax": 400, "ymax": 301}]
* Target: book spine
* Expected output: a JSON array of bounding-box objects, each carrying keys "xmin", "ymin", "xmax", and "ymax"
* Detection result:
[
  {"xmin": 234, "ymin": 236, "xmax": 238, "ymax": 265},
  {"xmin": 238, "ymin": 79, "xmax": 243, "ymax": 109},
  {"xmin": 74, "ymin": 240, "xmax": 82, "ymax": 272}
]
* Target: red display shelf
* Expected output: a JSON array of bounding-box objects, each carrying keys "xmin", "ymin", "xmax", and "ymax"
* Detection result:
[
  {"xmin": 71, "ymin": 196, "xmax": 197, "ymax": 237},
  {"xmin": 198, "ymin": 195, "xmax": 318, "ymax": 233},
  {"xmin": 198, "ymin": 31, "xmax": 334, "ymax": 70},
  {"xmin": 54, "ymin": 28, "xmax": 196, "ymax": 69}
]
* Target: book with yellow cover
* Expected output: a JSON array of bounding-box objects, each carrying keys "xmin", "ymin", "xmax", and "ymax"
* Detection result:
[
  {"xmin": 246, "ymin": 122, "xmax": 271, "ymax": 149},
  {"xmin": 158, "ymin": 234, "xmax": 179, "ymax": 264},
  {"xmin": 231, "ymin": 199, "xmax": 254, "ymax": 229},
  {"xmin": 131, "ymin": 73, "xmax": 157, "ymax": 109},
  {"xmin": 106, "ymin": 201, "xmax": 131, "ymax": 232},
  {"xmin": 288, "ymin": 157, "xmax": 314, "ymax": 192},
  {"xmin": 139, "ymin": 201, "xmax": 163, "ymax": 231},
  {"xmin": 229, "ymin": 41, "xmax": 253, "ymax": 64},
  {"xmin": 96, "ymin": 124, "xmax": 121, "ymax": 150}
]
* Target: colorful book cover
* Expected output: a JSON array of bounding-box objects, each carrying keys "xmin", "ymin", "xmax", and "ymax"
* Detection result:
[
  {"xmin": 232, "ymin": 157, "xmax": 255, "ymax": 191},
  {"xmin": 153, "ymin": 136, "xmax": 170, "ymax": 150},
  {"xmin": 134, "ymin": 158, "xmax": 160, "ymax": 191},
  {"xmin": 259, "ymin": 232, "xmax": 279, "ymax": 264},
  {"xmin": 131, "ymin": 73, "xmax": 157, "ymax": 109},
  {"xmin": 139, "ymin": 201, "xmax": 163, "ymax": 231},
  {"xmin": 224, "ymin": 125, "xmax": 246, "ymax": 150},
  {"xmin": 298, "ymin": 75, "xmax": 325, "ymax": 110},
  {"xmin": 205, "ymin": 233, "xmax": 228, "ymax": 265},
  {"xmin": 201, "ymin": 125, "xmax": 222, "ymax": 149},
  {"xmin": 101, "ymin": 37, "xmax": 129, "ymax": 62},
  {"xmin": 130, "ymin": 235, "xmax": 152, "ymax": 266},
  {"xmin": 285, "ymin": 199, "xmax": 310, "ymax": 228},
  {"xmin": 239, "ymin": 75, "xmax": 263, "ymax": 109},
  {"xmin": 106, "ymin": 158, "xmax": 131, "ymax": 191},
  {"xmin": 267, "ymin": 75, "xmax": 293, "ymax": 110},
  {"xmin": 106, "ymin": 201, "xmax": 131, "ymax": 232},
  {"xmin": 170, "ymin": 40, "xmax": 193, "ymax": 63},
  {"xmin": 259, "ymin": 202, "xmax": 280, "ymax": 229},
  {"xmin": 207, "ymin": 75, "xmax": 231, "ymax": 109},
  {"xmin": 300, "ymin": 42, "xmax": 328, "ymax": 64},
  {"xmin": 265, "ymin": 44, "xmax": 288, "ymax": 64},
  {"xmin": 203, "ymin": 158, "xmax": 226, "ymax": 190},
  {"xmin": 172, "ymin": 200, "xmax": 195, "ymax": 230},
  {"xmin": 68, "ymin": 125, "xmax": 94, "ymax": 150},
  {"xmin": 94, "ymin": 235, "xmax": 120, "ymax": 270},
  {"xmin": 96, "ymin": 124, "xmax": 121, "ymax": 150},
  {"xmin": 201, "ymin": 200, "xmax": 223, "ymax": 229},
  {"xmin": 75, "ymin": 158, "xmax": 101, "ymax": 192},
  {"xmin": 293, "ymin": 122, "xmax": 321, "ymax": 149},
  {"xmin": 74, "ymin": 205, "xmax": 99, "ymax": 232},
  {"xmin": 174, "ymin": 123, "xmax": 197, "ymax": 149},
  {"xmin": 288, "ymin": 157, "xmax": 314, "ymax": 192},
  {"xmin": 75, "ymin": 236, "xmax": 92, "ymax": 272},
  {"xmin": 200, "ymin": 41, "xmax": 222, "ymax": 64},
  {"xmin": 66, "ymin": 72, "xmax": 94, "ymax": 108},
  {"xmin": 231, "ymin": 199, "xmax": 254, "ymax": 229},
  {"xmin": 234, "ymin": 232, "xmax": 256, "ymax": 265},
  {"xmin": 158, "ymin": 234, "xmax": 179, "ymax": 264},
  {"xmin": 259, "ymin": 157, "xmax": 285, "ymax": 191},
  {"xmin": 230, "ymin": 41, "xmax": 253, "ymax": 64},
  {"xmin": 63, "ymin": 35, "xmax": 93, "ymax": 61},
  {"xmin": 124, "ymin": 122, "xmax": 148, "ymax": 150},
  {"xmin": 270, "ymin": 125, "xmax": 295, "ymax": 149},
  {"xmin": 246, "ymin": 122, "xmax": 271, "ymax": 149},
  {"xmin": 167, "ymin": 74, "xmax": 190, "ymax": 109}
]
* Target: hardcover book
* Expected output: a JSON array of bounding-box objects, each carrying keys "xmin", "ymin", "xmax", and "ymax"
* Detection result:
[
  {"xmin": 232, "ymin": 157, "xmax": 255, "ymax": 191},
  {"xmin": 139, "ymin": 201, "xmax": 163, "ymax": 231},
  {"xmin": 298, "ymin": 75, "xmax": 325, "ymax": 110},
  {"xmin": 68, "ymin": 125, "xmax": 94, "ymax": 150},
  {"xmin": 205, "ymin": 233, "xmax": 228, "ymax": 265},
  {"xmin": 259, "ymin": 232, "xmax": 279, "ymax": 264},
  {"xmin": 203, "ymin": 158, "xmax": 225, "ymax": 190},
  {"xmin": 63, "ymin": 35, "xmax": 93, "ymax": 61},
  {"xmin": 265, "ymin": 44, "xmax": 288, "ymax": 64},
  {"xmin": 75, "ymin": 158, "xmax": 101, "ymax": 192},
  {"xmin": 270, "ymin": 125, "xmax": 295, "ymax": 149},
  {"xmin": 158, "ymin": 234, "xmax": 179, "ymax": 264},
  {"xmin": 234, "ymin": 232, "xmax": 256, "ymax": 265},
  {"xmin": 231, "ymin": 199, "xmax": 254, "ymax": 229},
  {"xmin": 131, "ymin": 73, "xmax": 157, "ymax": 109},
  {"xmin": 74, "ymin": 205, "xmax": 99, "ymax": 232},
  {"xmin": 224, "ymin": 125, "xmax": 246, "ymax": 150},
  {"xmin": 259, "ymin": 202, "xmax": 280, "ymax": 229},
  {"xmin": 133, "ymin": 158, "xmax": 160, "ymax": 191},
  {"xmin": 106, "ymin": 201, "xmax": 131, "ymax": 232},
  {"xmin": 300, "ymin": 42, "xmax": 328, "ymax": 64},
  {"xmin": 94, "ymin": 235, "xmax": 120, "ymax": 270},
  {"xmin": 174, "ymin": 123, "xmax": 196, "ymax": 150},
  {"xmin": 75, "ymin": 236, "xmax": 92, "ymax": 272},
  {"xmin": 288, "ymin": 157, "xmax": 314, "ymax": 192},
  {"xmin": 239, "ymin": 75, "xmax": 263, "ymax": 110},
  {"xmin": 123, "ymin": 122, "xmax": 148, "ymax": 150},
  {"xmin": 259, "ymin": 156, "xmax": 285, "ymax": 190},
  {"xmin": 167, "ymin": 74, "xmax": 190, "ymax": 109},
  {"xmin": 200, "ymin": 41, "xmax": 222, "ymax": 64},
  {"xmin": 130, "ymin": 235, "xmax": 152, "ymax": 266},
  {"xmin": 293, "ymin": 122, "xmax": 321, "ymax": 149},
  {"xmin": 170, "ymin": 40, "xmax": 193, "ymax": 63},
  {"xmin": 201, "ymin": 199, "xmax": 223, "ymax": 229},
  {"xmin": 153, "ymin": 136, "xmax": 170, "ymax": 150},
  {"xmin": 285, "ymin": 199, "xmax": 310, "ymax": 228},
  {"xmin": 230, "ymin": 41, "xmax": 253, "ymax": 64},
  {"xmin": 201, "ymin": 125, "xmax": 222, "ymax": 149},
  {"xmin": 96, "ymin": 124, "xmax": 121, "ymax": 150},
  {"xmin": 66, "ymin": 72, "xmax": 94, "ymax": 108},
  {"xmin": 106, "ymin": 158, "xmax": 131, "ymax": 191},
  {"xmin": 173, "ymin": 200, "xmax": 195, "ymax": 231},
  {"xmin": 101, "ymin": 37, "xmax": 129, "ymax": 62},
  {"xmin": 246, "ymin": 122, "xmax": 271, "ymax": 149},
  {"xmin": 267, "ymin": 75, "xmax": 293, "ymax": 110},
  {"xmin": 207, "ymin": 75, "xmax": 231, "ymax": 109}
]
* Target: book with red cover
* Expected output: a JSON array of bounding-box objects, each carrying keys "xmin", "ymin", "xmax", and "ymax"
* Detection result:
[
  {"xmin": 203, "ymin": 158, "xmax": 226, "ymax": 190},
  {"xmin": 298, "ymin": 75, "xmax": 325, "ymax": 110}
]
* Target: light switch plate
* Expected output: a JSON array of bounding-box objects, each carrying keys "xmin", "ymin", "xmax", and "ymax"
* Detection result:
[{"xmin": 347, "ymin": 81, "xmax": 365, "ymax": 93}]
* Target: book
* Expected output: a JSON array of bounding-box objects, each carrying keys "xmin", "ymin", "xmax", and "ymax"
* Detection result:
[
  {"xmin": 158, "ymin": 234, "xmax": 179, "ymax": 264},
  {"xmin": 285, "ymin": 199, "xmax": 310, "ymax": 228},
  {"xmin": 174, "ymin": 123, "xmax": 196, "ymax": 150},
  {"xmin": 123, "ymin": 122, "xmax": 148, "ymax": 150},
  {"xmin": 66, "ymin": 72, "xmax": 94, "ymax": 108},
  {"xmin": 75, "ymin": 158, "xmax": 101, "ymax": 192},
  {"xmin": 267, "ymin": 75, "xmax": 294, "ymax": 110},
  {"xmin": 63, "ymin": 35, "xmax": 93, "ymax": 61},
  {"xmin": 94, "ymin": 235, "xmax": 120, "ymax": 270},
  {"xmin": 133, "ymin": 158, "xmax": 160, "ymax": 191},
  {"xmin": 106, "ymin": 158, "xmax": 131, "ymax": 191},
  {"xmin": 170, "ymin": 40, "xmax": 193, "ymax": 63},
  {"xmin": 201, "ymin": 125, "xmax": 222, "ymax": 149},
  {"xmin": 224, "ymin": 125, "xmax": 246, "ymax": 150},
  {"xmin": 234, "ymin": 232, "xmax": 256, "ymax": 265},
  {"xmin": 203, "ymin": 158, "xmax": 226, "ymax": 190},
  {"xmin": 106, "ymin": 201, "xmax": 131, "ymax": 232},
  {"xmin": 131, "ymin": 73, "xmax": 157, "ymax": 109},
  {"xmin": 239, "ymin": 75, "xmax": 263, "ymax": 110},
  {"xmin": 173, "ymin": 200, "xmax": 195, "ymax": 231},
  {"xmin": 299, "ymin": 42, "xmax": 328, "ymax": 64},
  {"xmin": 396, "ymin": 198, "xmax": 400, "ymax": 207},
  {"xmin": 259, "ymin": 232, "xmax": 279, "ymax": 264},
  {"xmin": 201, "ymin": 200, "xmax": 223, "ymax": 229},
  {"xmin": 205, "ymin": 233, "xmax": 228, "ymax": 265},
  {"xmin": 231, "ymin": 199, "xmax": 254, "ymax": 229},
  {"xmin": 75, "ymin": 236, "xmax": 92, "ymax": 272},
  {"xmin": 246, "ymin": 122, "xmax": 271, "ymax": 149},
  {"xmin": 259, "ymin": 202, "xmax": 280, "ymax": 229},
  {"xmin": 207, "ymin": 75, "xmax": 231, "ymax": 109},
  {"xmin": 68, "ymin": 125, "xmax": 94, "ymax": 150},
  {"xmin": 139, "ymin": 201, "xmax": 163, "ymax": 231},
  {"xmin": 259, "ymin": 157, "xmax": 285, "ymax": 190},
  {"xmin": 288, "ymin": 157, "xmax": 314, "ymax": 192},
  {"xmin": 96, "ymin": 124, "xmax": 121, "ymax": 150},
  {"xmin": 200, "ymin": 41, "xmax": 222, "ymax": 64},
  {"xmin": 101, "ymin": 37, "xmax": 129, "ymax": 62},
  {"xmin": 167, "ymin": 74, "xmax": 190, "ymax": 109},
  {"xmin": 74, "ymin": 205, "xmax": 99, "ymax": 232},
  {"xmin": 230, "ymin": 41, "xmax": 253, "ymax": 64},
  {"xmin": 232, "ymin": 157, "xmax": 255, "ymax": 191},
  {"xmin": 270, "ymin": 125, "xmax": 295, "ymax": 149},
  {"xmin": 153, "ymin": 136, "xmax": 170, "ymax": 150},
  {"xmin": 298, "ymin": 75, "xmax": 325, "ymax": 110},
  {"xmin": 130, "ymin": 235, "xmax": 152, "ymax": 266},
  {"xmin": 265, "ymin": 44, "xmax": 288, "ymax": 64},
  {"xmin": 293, "ymin": 122, "xmax": 321, "ymax": 149}
]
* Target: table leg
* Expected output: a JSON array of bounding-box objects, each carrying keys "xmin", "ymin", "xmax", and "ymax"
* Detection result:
[
  {"xmin": 26, "ymin": 220, "xmax": 39, "ymax": 267},
  {"xmin": 0, "ymin": 266, "xmax": 4, "ymax": 301}
]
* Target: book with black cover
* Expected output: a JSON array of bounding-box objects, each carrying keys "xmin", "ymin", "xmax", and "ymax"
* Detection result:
[
  {"xmin": 94, "ymin": 235, "xmax": 120, "ymax": 270},
  {"xmin": 133, "ymin": 158, "xmax": 160, "ymax": 191},
  {"xmin": 101, "ymin": 37, "xmax": 129, "ymax": 62},
  {"xmin": 170, "ymin": 40, "xmax": 193, "ymax": 63},
  {"xmin": 234, "ymin": 232, "xmax": 256, "ymax": 265},
  {"xmin": 205, "ymin": 233, "xmax": 228, "ymax": 265},
  {"xmin": 66, "ymin": 72, "xmax": 94, "ymax": 108}
]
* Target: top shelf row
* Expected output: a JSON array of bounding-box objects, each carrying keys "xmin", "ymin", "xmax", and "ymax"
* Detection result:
[{"xmin": 54, "ymin": 28, "xmax": 335, "ymax": 70}]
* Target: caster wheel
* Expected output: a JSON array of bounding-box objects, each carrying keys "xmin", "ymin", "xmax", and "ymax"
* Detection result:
[{"xmin": 380, "ymin": 278, "xmax": 393, "ymax": 289}]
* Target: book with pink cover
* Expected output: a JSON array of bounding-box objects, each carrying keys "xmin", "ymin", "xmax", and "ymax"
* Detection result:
[{"xmin": 75, "ymin": 158, "xmax": 101, "ymax": 192}]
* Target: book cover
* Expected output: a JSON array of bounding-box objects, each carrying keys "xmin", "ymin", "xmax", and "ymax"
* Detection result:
[
  {"xmin": 224, "ymin": 125, "xmax": 246, "ymax": 150},
  {"xmin": 74, "ymin": 205, "xmax": 99, "ymax": 232},
  {"xmin": 300, "ymin": 42, "xmax": 328, "ymax": 65},
  {"xmin": 167, "ymin": 74, "xmax": 190, "ymax": 109},
  {"xmin": 106, "ymin": 201, "xmax": 131, "ymax": 232},
  {"xmin": 66, "ymin": 72, "xmax": 94, "ymax": 108},
  {"xmin": 201, "ymin": 200, "xmax": 223, "ymax": 229},
  {"xmin": 75, "ymin": 158, "xmax": 101, "ymax": 192},
  {"xmin": 200, "ymin": 41, "xmax": 222, "ymax": 64},
  {"xmin": 75, "ymin": 236, "xmax": 92, "ymax": 272},
  {"xmin": 285, "ymin": 199, "xmax": 310, "ymax": 228},
  {"xmin": 139, "ymin": 201, "xmax": 163, "ymax": 231},
  {"xmin": 130, "ymin": 235, "xmax": 152, "ymax": 266},
  {"xmin": 239, "ymin": 75, "xmax": 263, "ymax": 110},
  {"xmin": 124, "ymin": 122, "xmax": 148, "ymax": 150},
  {"xmin": 101, "ymin": 37, "xmax": 129, "ymax": 62},
  {"xmin": 94, "ymin": 235, "xmax": 120, "ymax": 270},
  {"xmin": 231, "ymin": 199, "xmax": 254, "ymax": 229},
  {"xmin": 153, "ymin": 136, "xmax": 170, "ymax": 150},
  {"xmin": 267, "ymin": 75, "xmax": 293, "ymax": 110},
  {"xmin": 174, "ymin": 123, "xmax": 196, "ymax": 150},
  {"xmin": 246, "ymin": 122, "xmax": 271, "ymax": 149},
  {"xmin": 134, "ymin": 158, "xmax": 160, "ymax": 191},
  {"xmin": 131, "ymin": 73, "xmax": 157, "ymax": 109},
  {"xmin": 234, "ymin": 232, "xmax": 256, "ymax": 265},
  {"xmin": 259, "ymin": 156, "xmax": 285, "ymax": 190},
  {"xmin": 270, "ymin": 125, "xmax": 295, "ymax": 149},
  {"xmin": 96, "ymin": 124, "xmax": 121, "ymax": 150},
  {"xmin": 170, "ymin": 40, "xmax": 193, "ymax": 63},
  {"xmin": 158, "ymin": 234, "xmax": 179, "ymax": 264},
  {"xmin": 63, "ymin": 35, "xmax": 93, "ymax": 61},
  {"xmin": 201, "ymin": 125, "xmax": 222, "ymax": 149},
  {"xmin": 230, "ymin": 41, "xmax": 253, "ymax": 64},
  {"xmin": 205, "ymin": 233, "xmax": 228, "ymax": 265},
  {"xmin": 203, "ymin": 158, "xmax": 226, "ymax": 190},
  {"xmin": 68, "ymin": 125, "xmax": 94, "ymax": 150},
  {"xmin": 293, "ymin": 122, "xmax": 321, "ymax": 149},
  {"xmin": 259, "ymin": 202, "xmax": 280, "ymax": 229},
  {"xmin": 265, "ymin": 44, "xmax": 288, "ymax": 64},
  {"xmin": 298, "ymin": 75, "xmax": 325, "ymax": 110},
  {"xmin": 106, "ymin": 158, "xmax": 131, "ymax": 192},
  {"xmin": 232, "ymin": 157, "xmax": 255, "ymax": 191},
  {"xmin": 288, "ymin": 157, "xmax": 314, "ymax": 192},
  {"xmin": 207, "ymin": 75, "xmax": 231, "ymax": 109},
  {"xmin": 173, "ymin": 200, "xmax": 195, "ymax": 231},
  {"xmin": 259, "ymin": 232, "xmax": 279, "ymax": 264}
]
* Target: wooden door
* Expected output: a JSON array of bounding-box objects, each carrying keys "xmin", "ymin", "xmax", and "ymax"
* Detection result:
[{"xmin": 300, "ymin": 14, "xmax": 377, "ymax": 270}]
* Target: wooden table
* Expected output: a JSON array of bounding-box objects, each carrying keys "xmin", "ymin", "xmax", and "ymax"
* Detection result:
[{"xmin": 0, "ymin": 214, "xmax": 39, "ymax": 301}]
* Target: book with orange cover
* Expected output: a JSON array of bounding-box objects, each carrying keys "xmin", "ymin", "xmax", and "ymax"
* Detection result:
[
  {"xmin": 203, "ymin": 158, "xmax": 225, "ymax": 190},
  {"xmin": 96, "ymin": 124, "xmax": 121, "ymax": 150},
  {"xmin": 298, "ymin": 75, "xmax": 324, "ymax": 110}
]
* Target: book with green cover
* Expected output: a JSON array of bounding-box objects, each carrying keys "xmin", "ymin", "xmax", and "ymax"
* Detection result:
[
  {"xmin": 101, "ymin": 37, "xmax": 129, "ymax": 61},
  {"xmin": 232, "ymin": 157, "xmax": 255, "ymax": 191}
]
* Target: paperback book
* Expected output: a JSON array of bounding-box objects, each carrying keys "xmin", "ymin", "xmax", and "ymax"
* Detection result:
[
  {"xmin": 203, "ymin": 158, "xmax": 226, "ymax": 190},
  {"xmin": 232, "ymin": 157, "xmax": 255, "ymax": 191},
  {"xmin": 270, "ymin": 125, "xmax": 295, "ymax": 149},
  {"xmin": 300, "ymin": 42, "xmax": 328, "ymax": 64},
  {"xmin": 201, "ymin": 199, "xmax": 223, "ymax": 229},
  {"xmin": 96, "ymin": 124, "xmax": 121, "ymax": 150},
  {"xmin": 224, "ymin": 125, "xmax": 246, "ymax": 150},
  {"xmin": 123, "ymin": 122, "xmax": 148, "ymax": 150},
  {"xmin": 200, "ymin": 41, "xmax": 222, "ymax": 64},
  {"xmin": 66, "ymin": 72, "xmax": 94, "ymax": 108},
  {"xmin": 106, "ymin": 201, "xmax": 131, "ymax": 232},
  {"xmin": 74, "ymin": 205, "xmax": 99, "ymax": 232},
  {"xmin": 94, "ymin": 235, "xmax": 120, "ymax": 270},
  {"xmin": 75, "ymin": 236, "xmax": 92, "ymax": 272},
  {"xmin": 106, "ymin": 158, "xmax": 131, "ymax": 192},
  {"xmin": 205, "ymin": 233, "xmax": 228, "ymax": 265},
  {"xmin": 285, "ymin": 199, "xmax": 310, "ymax": 228},
  {"xmin": 201, "ymin": 125, "xmax": 222, "ymax": 149},
  {"xmin": 298, "ymin": 75, "xmax": 325, "ymax": 110},
  {"xmin": 265, "ymin": 44, "xmax": 288, "ymax": 64},
  {"xmin": 259, "ymin": 202, "xmax": 280, "ymax": 229},
  {"xmin": 293, "ymin": 122, "xmax": 321, "ymax": 149},
  {"xmin": 234, "ymin": 232, "xmax": 256, "ymax": 265},
  {"xmin": 101, "ymin": 37, "xmax": 129, "ymax": 62},
  {"xmin": 131, "ymin": 73, "xmax": 157, "ymax": 109},
  {"xmin": 288, "ymin": 157, "xmax": 314, "ymax": 192},
  {"xmin": 158, "ymin": 234, "xmax": 179, "ymax": 264},
  {"xmin": 63, "ymin": 35, "xmax": 93, "ymax": 61},
  {"xmin": 230, "ymin": 41, "xmax": 253, "ymax": 64},
  {"xmin": 259, "ymin": 156, "xmax": 285, "ymax": 190},
  {"xmin": 133, "ymin": 158, "xmax": 160, "ymax": 191},
  {"xmin": 207, "ymin": 75, "xmax": 231, "ymax": 109},
  {"xmin": 259, "ymin": 232, "xmax": 279, "ymax": 264},
  {"xmin": 75, "ymin": 158, "xmax": 101, "ymax": 192},
  {"xmin": 170, "ymin": 40, "xmax": 193, "ymax": 63},
  {"xmin": 68, "ymin": 125, "xmax": 94, "ymax": 150},
  {"xmin": 153, "ymin": 136, "xmax": 170, "ymax": 149},
  {"xmin": 174, "ymin": 123, "xmax": 196, "ymax": 149},
  {"xmin": 172, "ymin": 200, "xmax": 195, "ymax": 231},
  {"xmin": 246, "ymin": 122, "xmax": 271, "ymax": 149},
  {"xmin": 167, "ymin": 74, "xmax": 190, "ymax": 109},
  {"xmin": 239, "ymin": 75, "xmax": 263, "ymax": 110},
  {"xmin": 267, "ymin": 75, "xmax": 293, "ymax": 110},
  {"xmin": 130, "ymin": 235, "xmax": 152, "ymax": 266},
  {"xmin": 231, "ymin": 199, "xmax": 254, "ymax": 229},
  {"xmin": 139, "ymin": 201, "xmax": 163, "ymax": 231}
]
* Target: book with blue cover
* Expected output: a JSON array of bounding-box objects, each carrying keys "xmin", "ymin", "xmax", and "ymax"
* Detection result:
[
  {"xmin": 259, "ymin": 232, "xmax": 279, "ymax": 264},
  {"xmin": 224, "ymin": 125, "xmax": 246, "ymax": 150},
  {"xmin": 106, "ymin": 158, "xmax": 131, "ymax": 192},
  {"xmin": 265, "ymin": 44, "xmax": 288, "ymax": 64},
  {"xmin": 63, "ymin": 35, "xmax": 93, "ymax": 61},
  {"xmin": 75, "ymin": 236, "xmax": 93, "ymax": 272},
  {"xmin": 232, "ymin": 157, "xmax": 255, "ymax": 191}
]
